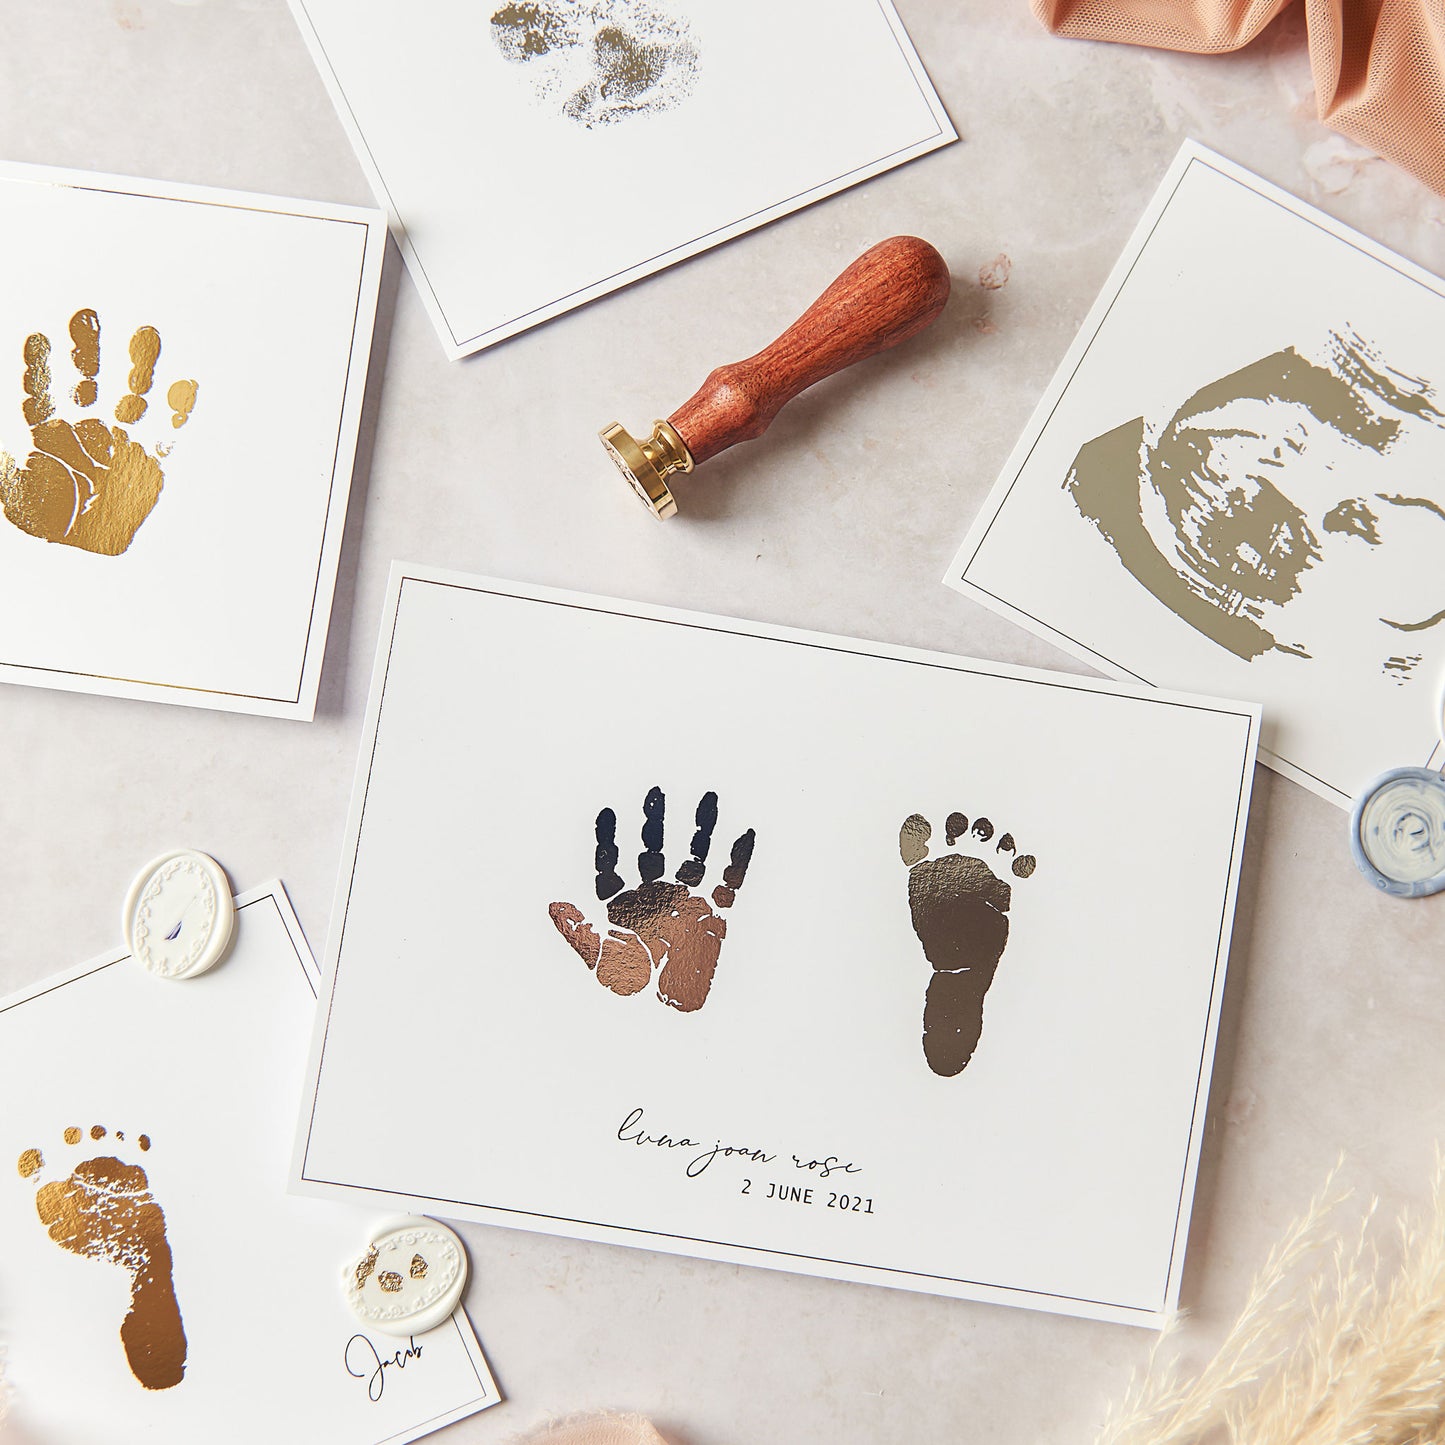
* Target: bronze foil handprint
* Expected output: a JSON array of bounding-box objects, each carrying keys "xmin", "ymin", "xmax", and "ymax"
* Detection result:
[{"xmin": 549, "ymin": 787, "xmax": 755, "ymax": 1012}]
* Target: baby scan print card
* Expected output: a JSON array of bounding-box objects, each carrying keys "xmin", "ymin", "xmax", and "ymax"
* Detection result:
[
  {"xmin": 949, "ymin": 143, "xmax": 1445, "ymax": 808},
  {"xmin": 293, "ymin": 567, "xmax": 1261, "ymax": 1327},
  {"xmin": 286, "ymin": 0, "xmax": 955, "ymax": 356},
  {"xmin": 0, "ymin": 161, "xmax": 385, "ymax": 718},
  {"xmin": 0, "ymin": 884, "xmax": 499, "ymax": 1443}
]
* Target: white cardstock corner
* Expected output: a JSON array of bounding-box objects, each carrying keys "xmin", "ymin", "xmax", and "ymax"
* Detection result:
[{"xmin": 0, "ymin": 882, "xmax": 499, "ymax": 1443}]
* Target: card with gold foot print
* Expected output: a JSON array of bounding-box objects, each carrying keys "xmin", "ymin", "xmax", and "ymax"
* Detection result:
[
  {"xmin": 295, "ymin": 566, "xmax": 1262, "ymax": 1328},
  {"xmin": 0, "ymin": 160, "xmax": 385, "ymax": 717},
  {"xmin": 0, "ymin": 883, "xmax": 499, "ymax": 1444}
]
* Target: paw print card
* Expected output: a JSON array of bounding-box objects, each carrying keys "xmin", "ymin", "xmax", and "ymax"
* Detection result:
[
  {"xmin": 293, "ymin": 566, "xmax": 1262, "ymax": 1328},
  {"xmin": 286, "ymin": 0, "xmax": 954, "ymax": 356},
  {"xmin": 0, "ymin": 161, "xmax": 385, "ymax": 718},
  {"xmin": 0, "ymin": 883, "xmax": 499, "ymax": 1443}
]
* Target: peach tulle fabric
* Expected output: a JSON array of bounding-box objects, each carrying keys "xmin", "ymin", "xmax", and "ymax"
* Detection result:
[
  {"xmin": 515, "ymin": 1413, "xmax": 668, "ymax": 1445},
  {"xmin": 1030, "ymin": 1, "xmax": 1445, "ymax": 196}
]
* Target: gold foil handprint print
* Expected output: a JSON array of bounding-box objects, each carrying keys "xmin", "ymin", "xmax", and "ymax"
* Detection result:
[{"xmin": 1, "ymin": 309, "xmax": 198, "ymax": 556}]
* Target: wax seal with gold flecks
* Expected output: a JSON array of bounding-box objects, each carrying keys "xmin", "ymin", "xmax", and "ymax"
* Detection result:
[{"xmin": 344, "ymin": 1216, "xmax": 469, "ymax": 1337}]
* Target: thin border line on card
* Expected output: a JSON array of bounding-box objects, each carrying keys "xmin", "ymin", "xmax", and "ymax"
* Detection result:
[
  {"xmin": 0, "ymin": 180, "xmax": 373, "ymax": 705},
  {"xmin": 301, "ymin": 578, "xmax": 410, "ymax": 1180},
  {"xmin": 0, "ymin": 958, "xmax": 117, "ymax": 1012},
  {"xmin": 374, "ymin": 1408, "xmax": 493, "ymax": 1445},
  {"xmin": 956, "ymin": 158, "xmax": 1195, "ymax": 577},
  {"xmin": 446, "ymin": 1311, "xmax": 492, "ymax": 1398},
  {"xmin": 952, "ymin": 152, "xmax": 1443, "ymax": 803},
  {"xmin": 372, "ymin": 1347, "xmax": 494, "ymax": 1445},
  {"xmin": 957, "ymin": 578, "xmax": 1353, "ymax": 805},
  {"xmin": 373, "ymin": 576, "xmax": 1258, "ymax": 717},
  {"xmin": 962, "ymin": 579, "xmax": 1352, "ymax": 803},
  {"xmin": 1161, "ymin": 738, "xmax": 1254, "ymax": 1309},
  {"xmin": 0, "ymin": 895, "xmax": 312, "ymax": 1008},
  {"xmin": 302, "ymin": 574, "xmax": 1257, "ymax": 1319},
  {"xmin": 301, "ymin": 1167, "xmax": 1160, "ymax": 1317},
  {"xmin": 443, "ymin": 131, "xmax": 943, "ymax": 349},
  {"xmin": 290, "ymin": 0, "xmax": 949, "ymax": 352}
]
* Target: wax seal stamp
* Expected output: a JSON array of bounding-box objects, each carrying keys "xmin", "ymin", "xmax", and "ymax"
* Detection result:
[
  {"xmin": 344, "ymin": 1216, "xmax": 469, "ymax": 1337},
  {"xmin": 123, "ymin": 849, "xmax": 235, "ymax": 979},
  {"xmin": 601, "ymin": 235, "xmax": 951, "ymax": 518}
]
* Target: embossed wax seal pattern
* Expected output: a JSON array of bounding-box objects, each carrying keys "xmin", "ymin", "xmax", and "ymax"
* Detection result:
[
  {"xmin": 123, "ymin": 850, "xmax": 235, "ymax": 979},
  {"xmin": 344, "ymin": 1216, "xmax": 469, "ymax": 1337},
  {"xmin": 1350, "ymin": 767, "xmax": 1445, "ymax": 898}
]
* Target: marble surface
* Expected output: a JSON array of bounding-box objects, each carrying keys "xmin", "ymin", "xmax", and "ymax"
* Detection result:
[{"xmin": 2, "ymin": 3, "xmax": 1444, "ymax": 1442}]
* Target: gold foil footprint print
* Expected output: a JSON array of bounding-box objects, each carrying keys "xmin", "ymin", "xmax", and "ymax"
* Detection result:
[
  {"xmin": 0, "ymin": 309, "xmax": 199, "ymax": 556},
  {"xmin": 18, "ymin": 1126, "xmax": 188, "ymax": 1391}
]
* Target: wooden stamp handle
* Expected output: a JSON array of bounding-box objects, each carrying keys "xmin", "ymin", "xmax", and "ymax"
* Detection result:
[{"xmin": 667, "ymin": 236, "xmax": 951, "ymax": 467}]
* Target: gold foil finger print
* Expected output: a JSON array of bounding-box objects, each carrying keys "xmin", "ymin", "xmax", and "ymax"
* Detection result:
[{"xmin": 68, "ymin": 309, "xmax": 100, "ymax": 407}]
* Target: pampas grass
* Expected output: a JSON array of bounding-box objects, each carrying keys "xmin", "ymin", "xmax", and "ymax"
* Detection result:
[{"xmin": 1097, "ymin": 1156, "xmax": 1445, "ymax": 1445}]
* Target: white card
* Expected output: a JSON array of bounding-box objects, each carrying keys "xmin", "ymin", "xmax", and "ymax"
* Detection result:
[
  {"xmin": 0, "ymin": 883, "xmax": 499, "ymax": 1443},
  {"xmin": 293, "ymin": 566, "xmax": 1260, "ymax": 1328},
  {"xmin": 948, "ymin": 143, "xmax": 1445, "ymax": 809},
  {"xmin": 0, "ymin": 161, "xmax": 385, "ymax": 718},
  {"xmin": 285, "ymin": 0, "xmax": 955, "ymax": 357}
]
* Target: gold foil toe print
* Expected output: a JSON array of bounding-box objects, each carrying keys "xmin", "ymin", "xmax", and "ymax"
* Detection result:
[
  {"xmin": 18, "ymin": 1125, "xmax": 188, "ymax": 1390},
  {"xmin": 0, "ymin": 309, "xmax": 199, "ymax": 556}
]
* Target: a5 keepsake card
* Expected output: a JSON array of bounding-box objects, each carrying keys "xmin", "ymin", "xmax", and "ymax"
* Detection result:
[
  {"xmin": 293, "ymin": 567, "xmax": 1261, "ymax": 1327},
  {"xmin": 948, "ymin": 142, "xmax": 1445, "ymax": 809},
  {"xmin": 0, "ymin": 883, "xmax": 499, "ymax": 1443},
  {"xmin": 285, "ymin": 0, "xmax": 954, "ymax": 357},
  {"xmin": 0, "ymin": 161, "xmax": 385, "ymax": 718}
]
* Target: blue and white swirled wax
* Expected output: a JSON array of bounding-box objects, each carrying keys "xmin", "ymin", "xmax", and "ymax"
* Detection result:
[{"xmin": 1351, "ymin": 766, "xmax": 1445, "ymax": 898}]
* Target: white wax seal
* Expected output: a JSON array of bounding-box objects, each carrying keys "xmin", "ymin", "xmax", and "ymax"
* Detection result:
[
  {"xmin": 344, "ymin": 1216, "xmax": 469, "ymax": 1337},
  {"xmin": 123, "ymin": 850, "xmax": 235, "ymax": 979}
]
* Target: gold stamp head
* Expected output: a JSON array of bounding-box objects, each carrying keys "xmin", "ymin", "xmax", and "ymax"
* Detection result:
[{"xmin": 599, "ymin": 420, "xmax": 693, "ymax": 520}]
